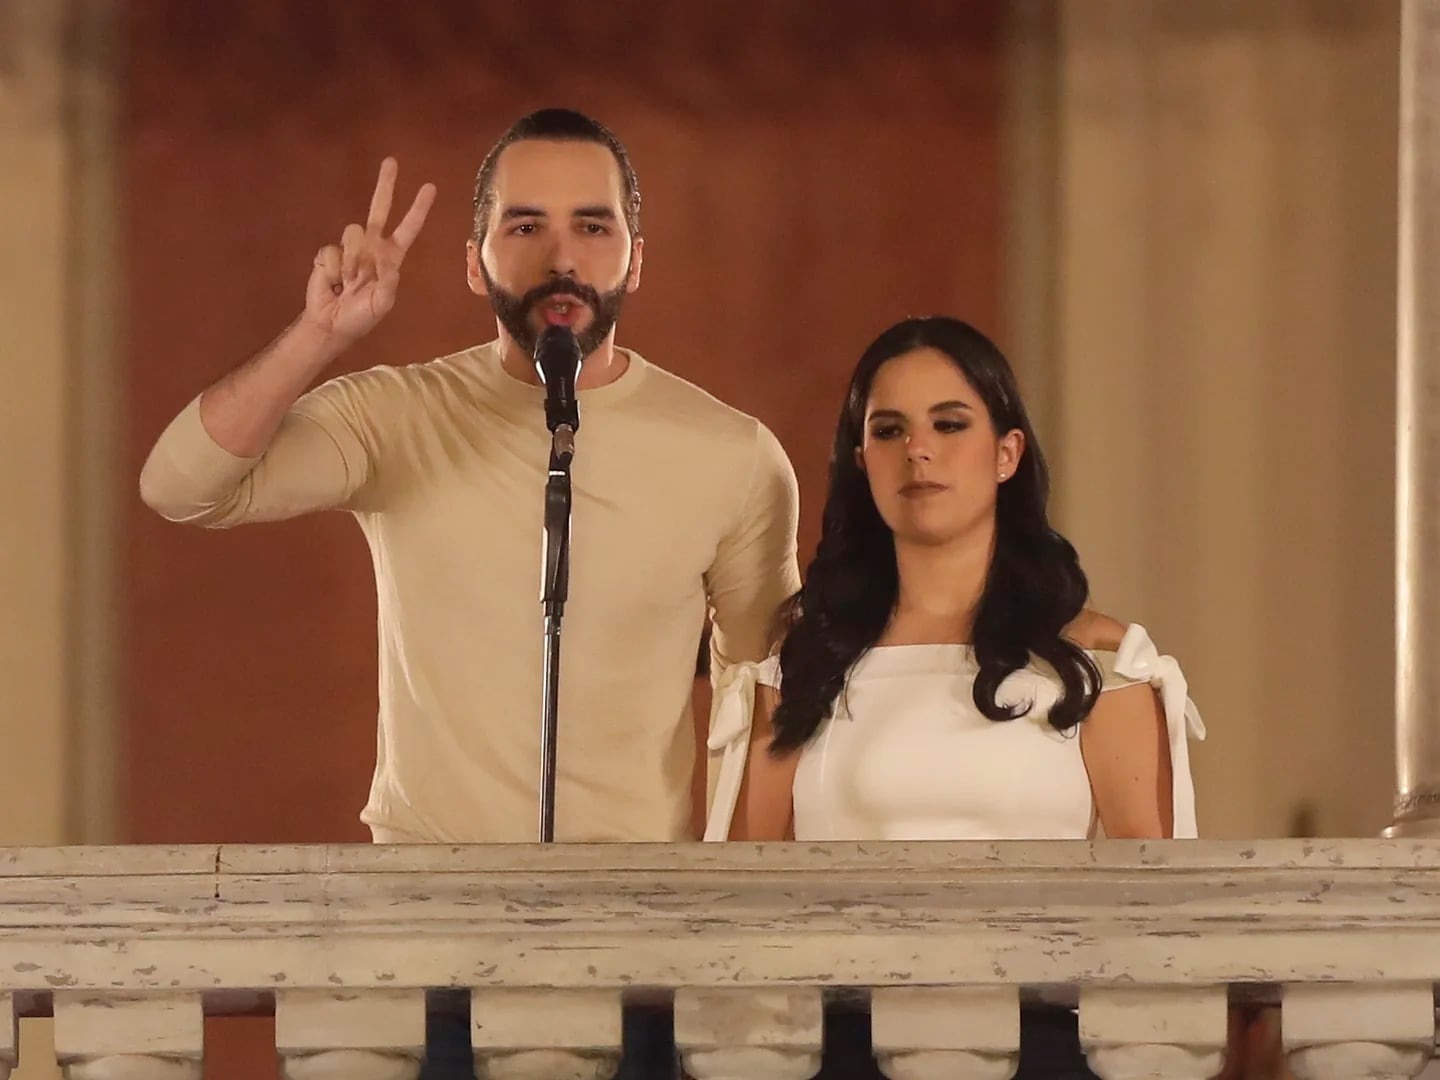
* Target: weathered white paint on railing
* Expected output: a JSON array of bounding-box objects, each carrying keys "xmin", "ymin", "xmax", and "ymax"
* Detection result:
[{"xmin": 3, "ymin": 841, "xmax": 1438, "ymax": 1076}]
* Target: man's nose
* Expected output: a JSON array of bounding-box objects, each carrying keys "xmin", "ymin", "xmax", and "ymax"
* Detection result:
[{"xmin": 545, "ymin": 231, "xmax": 580, "ymax": 278}]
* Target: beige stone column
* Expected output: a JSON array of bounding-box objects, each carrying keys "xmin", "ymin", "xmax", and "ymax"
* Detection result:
[
  {"xmin": 0, "ymin": 0, "xmax": 119, "ymax": 849},
  {"xmin": 0, "ymin": 2, "xmax": 118, "ymax": 1078},
  {"xmin": 1388, "ymin": 0, "xmax": 1440, "ymax": 838},
  {"xmin": 1007, "ymin": 2, "xmax": 1401, "ymax": 837}
]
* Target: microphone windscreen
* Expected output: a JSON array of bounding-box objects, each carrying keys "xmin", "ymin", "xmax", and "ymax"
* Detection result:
[{"xmin": 534, "ymin": 325, "xmax": 582, "ymax": 385}]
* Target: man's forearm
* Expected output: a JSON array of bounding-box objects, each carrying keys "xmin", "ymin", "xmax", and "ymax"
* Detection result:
[{"xmin": 198, "ymin": 315, "xmax": 341, "ymax": 458}]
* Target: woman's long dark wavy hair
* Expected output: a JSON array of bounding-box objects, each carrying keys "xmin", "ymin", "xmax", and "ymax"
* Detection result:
[{"xmin": 770, "ymin": 316, "xmax": 1101, "ymax": 752}]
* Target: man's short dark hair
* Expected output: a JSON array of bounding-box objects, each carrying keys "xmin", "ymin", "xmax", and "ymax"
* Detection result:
[{"xmin": 471, "ymin": 108, "xmax": 642, "ymax": 243}]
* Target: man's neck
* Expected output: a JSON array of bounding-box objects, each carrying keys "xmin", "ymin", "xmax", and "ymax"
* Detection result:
[{"xmin": 496, "ymin": 328, "xmax": 629, "ymax": 391}]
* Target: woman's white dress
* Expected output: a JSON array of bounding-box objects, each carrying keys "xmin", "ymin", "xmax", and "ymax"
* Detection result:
[{"xmin": 705, "ymin": 624, "xmax": 1205, "ymax": 841}]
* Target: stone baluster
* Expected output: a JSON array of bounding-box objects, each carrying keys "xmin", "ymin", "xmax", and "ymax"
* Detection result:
[
  {"xmin": 675, "ymin": 988, "xmax": 823, "ymax": 1080},
  {"xmin": 52, "ymin": 993, "xmax": 203, "ymax": 1080},
  {"xmin": 871, "ymin": 986, "xmax": 1019, "ymax": 1080},
  {"xmin": 0, "ymin": 994, "xmax": 15, "ymax": 1080},
  {"xmin": 470, "ymin": 989, "xmax": 622, "ymax": 1080},
  {"xmin": 275, "ymin": 989, "xmax": 426, "ymax": 1080},
  {"xmin": 1078, "ymin": 986, "xmax": 1228, "ymax": 1079},
  {"xmin": 1283, "ymin": 984, "xmax": 1434, "ymax": 1080}
]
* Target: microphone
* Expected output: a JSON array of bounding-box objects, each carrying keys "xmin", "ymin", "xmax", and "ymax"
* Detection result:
[{"xmin": 534, "ymin": 325, "xmax": 583, "ymax": 461}]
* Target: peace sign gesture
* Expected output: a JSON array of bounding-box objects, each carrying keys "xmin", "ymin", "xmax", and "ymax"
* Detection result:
[{"xmin": 304, "ymin": 158, "xmax": 436, "ymax": 346}]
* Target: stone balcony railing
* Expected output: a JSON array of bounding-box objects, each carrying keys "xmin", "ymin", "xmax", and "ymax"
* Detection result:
[{"xmin": 2, "ymin": 840, "xmax": 1439, "ymax": 1080}]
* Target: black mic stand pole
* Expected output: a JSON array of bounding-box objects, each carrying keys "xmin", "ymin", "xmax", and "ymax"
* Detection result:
[{"xmin": 539, "ymin": 420, "xmax": 576, "ymax": 843}]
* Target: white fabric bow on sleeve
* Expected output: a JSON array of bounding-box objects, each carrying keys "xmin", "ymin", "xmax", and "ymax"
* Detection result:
[
  {"xmin": 703, "ymin": 657, "xmax": 779, "ymax": 842},
  {"xmin": 1109, "ymin": 624, "xmax": 1207, "ymax": 839}
]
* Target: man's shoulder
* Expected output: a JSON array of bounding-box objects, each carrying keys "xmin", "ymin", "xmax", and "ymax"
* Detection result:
[
  {"xmin": 629, "ymin": 353, "xmax": 763, "ymax": 442},
  {"xmin": 369, "ymin": 344, "xmax": 489, "ymax": 391},
  {"xmin": 308, "ymin": 345, "xmax": 489, "ymax": 412}
]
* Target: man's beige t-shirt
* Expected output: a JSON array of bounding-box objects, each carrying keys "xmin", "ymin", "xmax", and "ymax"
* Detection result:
[{"xmin": 140, "ymin": 342, "xmax": 800, "ymax": 842}]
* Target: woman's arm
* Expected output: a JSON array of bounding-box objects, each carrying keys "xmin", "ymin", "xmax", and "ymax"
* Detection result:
[
  {"xmin": 728, "ymin": 685, "xmax": 801, "ymax": 841},
  {"xmin": 1080, "ymin": 682, "xmax": 1175, "ymax": 838}
]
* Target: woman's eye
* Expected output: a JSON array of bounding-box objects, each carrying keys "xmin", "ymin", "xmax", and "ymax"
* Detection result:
[
  {"xmin": 871, "ymin": 425, "xmax": 903, "ymax": 441},
  {"xmin": 935, "ymin": 419, "xmax": 970, "ymax": 434}
]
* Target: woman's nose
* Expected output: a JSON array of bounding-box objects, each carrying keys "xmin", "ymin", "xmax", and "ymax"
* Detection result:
[{"xmin": 905, "ymin": 435, "xmax": 934, "ymax": 463}]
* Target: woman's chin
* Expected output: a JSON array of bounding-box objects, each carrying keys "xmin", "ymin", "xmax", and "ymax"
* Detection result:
[{"xmin": 889, "ymin": 519, "xmax": 964, "ymax": 549}]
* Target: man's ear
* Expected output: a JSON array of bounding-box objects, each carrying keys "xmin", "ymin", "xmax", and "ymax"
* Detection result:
[
  {"xmin": 466, "ymin": 239, "xmax": 489, "ymax": 298},
  {"xmin": 625, "ymin": 236, "xmax": 645, "ymax": 293}
]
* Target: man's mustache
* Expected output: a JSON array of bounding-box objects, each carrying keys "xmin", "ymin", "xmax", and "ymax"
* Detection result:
[{"xmin": 522, "ymin": 277, "xmax": 602, "ymax": 310}]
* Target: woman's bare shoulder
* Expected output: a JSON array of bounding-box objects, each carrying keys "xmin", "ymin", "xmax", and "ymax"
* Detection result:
[{"xmin": 1065, "ymin": 609, "xmax": 1129, "ymax": 652}]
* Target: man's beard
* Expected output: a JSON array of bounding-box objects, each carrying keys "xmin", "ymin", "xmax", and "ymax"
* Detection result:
[{"xmin": 481, "ymin": 266, "xmax": 628, "ymax": 357}]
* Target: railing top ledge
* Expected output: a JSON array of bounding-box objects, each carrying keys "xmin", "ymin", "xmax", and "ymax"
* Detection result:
[
  {"xmin": 4, "ymin": 838, "xmax": 1440, "ymax": 879},
  {"xmin": 5, "ymin": 838, "xmax": 1440, "ymax": 1008}
]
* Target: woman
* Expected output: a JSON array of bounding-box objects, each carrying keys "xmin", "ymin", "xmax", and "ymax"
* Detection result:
[{"xmin": 705, "ymin": 317, "xmax": 1205, "ymax": 1078}]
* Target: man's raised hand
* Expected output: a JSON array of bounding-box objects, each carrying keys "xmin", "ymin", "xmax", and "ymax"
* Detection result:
[{"xmin": 304, "ymin": 158, "xmax": 437, "ymax": 347}]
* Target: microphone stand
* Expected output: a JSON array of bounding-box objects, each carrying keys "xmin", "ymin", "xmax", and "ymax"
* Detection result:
[
  {"xmin": 539, "ymin": 422, "xmax": 576, "ymax": 844},
  {"xmin": 533, "ymin": 325, "xmax": 582, "ymax": 844}
]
